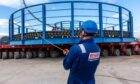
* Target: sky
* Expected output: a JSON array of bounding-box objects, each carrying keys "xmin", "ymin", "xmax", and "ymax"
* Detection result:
[{"xmin": 0, "ymin": 0, "xmax": 140, "ymax": 38}]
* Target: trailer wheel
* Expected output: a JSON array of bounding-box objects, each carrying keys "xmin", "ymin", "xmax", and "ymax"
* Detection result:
[
  {"xmin": 102, "ymin": 49, "xmax": 109, "ymax": 57},
  {"xmin": 50, "ymin": 51, "xmax": 59, "ymax": 58},
  {"xmin": 126, "ymin": 49, "xmax": 132, "ymax": 56},
  {"xmin": 38, "ymin": 51, "xmax": 45, "ymax": 58},
  {"xmin": 2, "ymin": 51, "xmax": 8, "ymax": 59},
  {"xmin": 137, "ymin": 50, "xmax": 140, "ymax": 55},
  {"xmin": 14, "ymin": 51, "xmax": 20, "ymax": 59},
  {"xmin": 114, "ymin": 49, "xmax": 120, "ymax": 56},
  {"xmin": 26, "ymin": 51, "xmax": 32, "ymax": 59},
  {"xmin": 45, "ymin": 51, "xmax": 49, "ymax": 57},
  {"xmin": 20, "ymin": 51, "xmax": 25, "ymax": 58},
  {"xmin": 0, "ymin": 52, "xmax": 2, "ymax": 59},
  {"xmin": 9, "ymin": 51, "xmax": 14, "ymax": 59},
  {"xmin": 132, "ymin": 51, "xmax": 136, "ymax": 55},
  {"xmin": 32, "ymin": 51, "xmax": 37, "ymax": 58}
]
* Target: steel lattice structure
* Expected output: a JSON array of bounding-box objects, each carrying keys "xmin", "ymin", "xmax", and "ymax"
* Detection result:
[{"xmin": 9, "ymin": 1, "xmax": 134, "ymax": 45}]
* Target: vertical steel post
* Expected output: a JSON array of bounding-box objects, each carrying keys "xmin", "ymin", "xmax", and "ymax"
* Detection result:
[
  {"xmin": 9, "ymin": 19, "xmax": 11, "ymax": 41},
  {"xmin": 42, "ymin": 4, "xmax": 46, "ymax": 42},
  {"xmin": 99, "ymin": 3, "xmax": 103, "ymax": 37},
  {"xmin": 60, "ymin": 22, "xmax": 63, "ymax": 30},
  {"xmin": 79, "ymin": 21, "xmax": 81, "ymax": 30},
  {"xmin": 131, "ymin": 16, "xmax": 134, "ymax": 37},
  {"xmin": 129, "ymin": 12, "xmax": 133, "ymax": 37},
  {"xmin": 18, "ymin": 26, "xmax": 20, "ymax": 34},
  {"xmin": 71, "ymin": 2, "xmax": 74, "ymax": 38},
  {"xmin": 21, "ymin": 9, "xmax": 25, "ymax": 45},
  {"xmin": 119, "ymin": 7, "xmax": 123, "ymax": 38},
  {"xmin": 127, "ymin": 21, "xmax": 130, "ymax": 32},
  {"xmin": 26, "ymin": 28, "xmax": 28, "ymax": 33},
  {"xmin": 9, "ymin": 14, "xmax": 14, "ymax": 41},
  {"xmin": 113, "ymin": 26, "xmax": 115, "ymax": 31},
  {"xmin": 54, "ymin": 23, "xmax": 57, "ymax": 28}
]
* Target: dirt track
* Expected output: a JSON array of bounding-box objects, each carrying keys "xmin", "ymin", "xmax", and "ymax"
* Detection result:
[{"xmin": 0, "ymin": 55, "xmax": 140, "ymax": 84}]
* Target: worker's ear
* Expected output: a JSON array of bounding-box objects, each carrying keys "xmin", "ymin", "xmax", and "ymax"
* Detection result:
[
  {"xmin": 80, "ymin": 30, "xmax": 84, "ymax": 39},
  {"xmin": 83, "ymin": 31, "xmax": 87, "ymax": 36}
]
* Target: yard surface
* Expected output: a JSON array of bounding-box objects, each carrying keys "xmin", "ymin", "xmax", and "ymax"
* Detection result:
[{"xmin": 0, "ymin": 55, "xmax": 140, "ymax": 84}]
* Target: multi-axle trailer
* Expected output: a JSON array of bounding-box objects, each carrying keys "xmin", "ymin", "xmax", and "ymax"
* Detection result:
[{"xmin": 0, "ymin": 1, "xmax": 139, "ymax": 59}]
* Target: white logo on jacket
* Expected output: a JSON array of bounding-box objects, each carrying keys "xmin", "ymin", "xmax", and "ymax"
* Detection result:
[{"xmin": 88, "ymin": 52, "xmax": 100, "ymax": 61}]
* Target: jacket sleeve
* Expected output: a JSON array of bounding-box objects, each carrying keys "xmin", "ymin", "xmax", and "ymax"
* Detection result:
[{"xmin": 63, "ymin": 45, "xmax": 78, "ymax": 70}]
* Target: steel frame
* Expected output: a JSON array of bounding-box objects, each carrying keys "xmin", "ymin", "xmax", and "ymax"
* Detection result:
[{"xmin": 9, "ymin": 1, "xmax": 134, "ymax": 45}]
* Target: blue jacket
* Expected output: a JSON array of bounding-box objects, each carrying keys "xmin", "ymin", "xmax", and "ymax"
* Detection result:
[{"xmin": 63, "ymin": 38, "xmax": 100, "ymax": 84}]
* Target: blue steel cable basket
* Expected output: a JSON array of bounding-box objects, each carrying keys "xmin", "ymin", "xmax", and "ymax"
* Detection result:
[{"xmin": 9, "ymin": 1, "xmax": 134, "ymax": 45}]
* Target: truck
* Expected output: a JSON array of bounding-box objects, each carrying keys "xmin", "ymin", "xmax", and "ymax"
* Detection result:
[{"xmin": 0, "ymin": 1, "xmax": 140, "ymax": 59}]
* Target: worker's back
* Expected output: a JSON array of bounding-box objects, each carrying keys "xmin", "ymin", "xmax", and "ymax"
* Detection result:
[{"xmin": 64, "ymin": 38, "xmax": 100, "ymax": 84}]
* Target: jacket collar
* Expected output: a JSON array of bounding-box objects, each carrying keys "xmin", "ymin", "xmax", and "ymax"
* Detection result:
[{"xmin": 79, "ymin": 38, "xmax": 94, "ymax": 44}]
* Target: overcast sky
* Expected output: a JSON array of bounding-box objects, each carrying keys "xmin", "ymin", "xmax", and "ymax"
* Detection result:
[{"xmin": 0, "ymin": 0, "xmax": 140, "ymax": 38}]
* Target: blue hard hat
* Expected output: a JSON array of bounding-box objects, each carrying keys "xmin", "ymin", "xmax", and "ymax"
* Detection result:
[{"xmin": 81, "ymin": 20, "xmax": 98, "ymax": 34}]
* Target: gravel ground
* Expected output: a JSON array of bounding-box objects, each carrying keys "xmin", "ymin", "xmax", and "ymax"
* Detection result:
[{"xmin": 0, "ymin": 55, "xmax": 140, "ymax": 84}]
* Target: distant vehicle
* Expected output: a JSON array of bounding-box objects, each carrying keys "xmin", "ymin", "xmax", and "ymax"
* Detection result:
[{"xmin": 0, "ymin": 36, "xmax": 9, "ymax": 45}]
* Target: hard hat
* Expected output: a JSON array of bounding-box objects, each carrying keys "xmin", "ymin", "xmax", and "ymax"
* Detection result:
[{"xmin": 81, "ymin": 20, "xmax": 98, "ymax": 34}]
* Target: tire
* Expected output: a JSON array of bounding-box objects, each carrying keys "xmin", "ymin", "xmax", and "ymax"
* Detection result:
[
  {"xmin": 2, "ymin": 51, "xmax": 8, "ymax": 59},
  {"xmin": 102, "ymin": 49, "xmax": 109, "ymax": 57},
  {"xmin": 132, "ymin": 51, "xmax": 136, "ymax": 55},
  {"xmin": 114, "ymin": 49, "xmax": 120, "ymax": 56},
  {"xmin": 26, "ymin": 51, "xmax": 32, "ymax": 59},
  {"xmin": 137, "ymin": 50, "xmax": 140, "ymax": 55},
  {"xmin": 126, "ymin": 49, "xmax": 132, "ymax": 56},
  {"xmin": 14, "ymin": 51, "xmax": 20, "ymax": 59},
  {"xmin": 0, "ymin": 52, "xmax": 2, "ymax": 59},
  {"xmin": 32, "ymin": 51, "xmax": 37, "ymax": 58},
  {"xmin": 50, "ymin": 51, "xmax": 59, "ymax": 58},
  {"xmin": 9, "ymin": 51, "xmax": 14, "ymax": 59},
  {"xmin": 20, "ymin": 51, "xmax": 25, "ymax": 58},
  {"xmin": 45, "ymin": 51, "xmax": 49, "ymax": 57},
  {"xmin": 38, "ymin": 51, "xmax": 45, "ymax": 58}
]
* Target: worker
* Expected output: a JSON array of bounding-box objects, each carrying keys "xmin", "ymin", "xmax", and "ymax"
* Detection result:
[{"xmin": 63, "ymin": 20, "xmax": 100, "ymax": 84}]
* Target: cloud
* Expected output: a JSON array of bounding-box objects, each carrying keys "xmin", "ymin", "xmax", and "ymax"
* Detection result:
[
  {"xmin": 0, "ymin": 0, "xmax": 21, "ymax": 8},
  {"xmin": 134, "ymin": 26, "xmax": 140, "ymax": 38},
  {"xmin": 0, "ymin": 33, "xmax": 8, "ymax": 36},
  {"xmin": 0, "ymin": 0, "xmax": 49, "ymax": 8},
  {"xmin": 101, "ymin": 0, "xmax": 118, "ymax": 3},
  {"xmin": 0, "ymin": 19, "xmax": 9, "ymax": 36},
  {"xmin": 0, "ymin": 19, "xmax": 8, "ymax": 28},
  {"xmin": 26, "ymin": 0, "xmax": 49, "ymax": 4},
  {"xmin": 0, "ymin": 0, "xmax": 120, "ymax": 8},
  {"xmin": 134, "ymin": 32, "xmax": 140, "ymax": 38},
  {"xmin": 112, "ymin": 14, "xmax": 128, "ymax": 19}
]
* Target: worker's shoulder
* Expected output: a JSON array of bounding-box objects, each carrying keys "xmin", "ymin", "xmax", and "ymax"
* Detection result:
[
  {"xmin": 93, "ymin": 43, "xmax": 101, "ymax": 51},
  {"xmin": 69, "ymin": 44, "xmax": 81, "ymax": 52},
  {"xmin": 93, "ymin": 43, "xmax": 99, "ymax": 47},
  {"xmin": 70, "ymin": 44, "xmax": 80, "ymax": 50}
]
